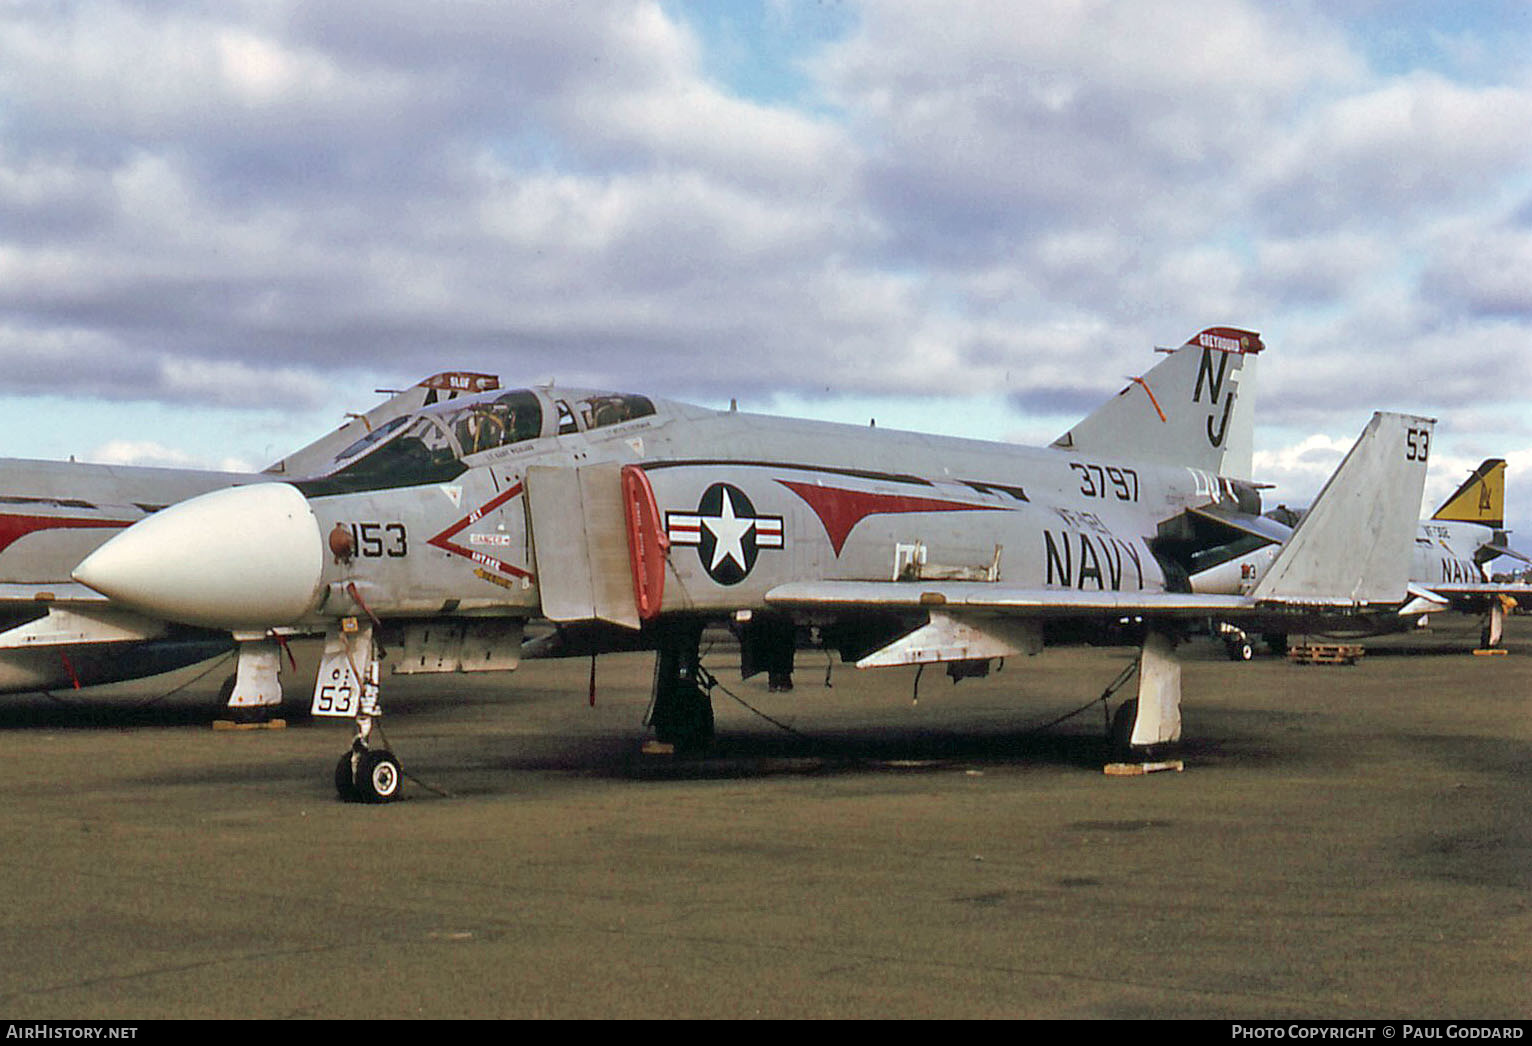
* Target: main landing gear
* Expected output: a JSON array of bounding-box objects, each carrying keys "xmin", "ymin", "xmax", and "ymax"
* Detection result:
[
  {"xmin": 645, "ymin": 620, "xmax": 715, "ymax": 752},
  {"xmin": 1217, "ymin": 624, "xmax": 1255, "ymax": 661},
  {"xmin": 1108, "ymin": 626, "xmax": 1184, "ymax": 761},
  {"xmin": 1479, "ymin": 597, "xmax": 1510, "ymax": 651}
]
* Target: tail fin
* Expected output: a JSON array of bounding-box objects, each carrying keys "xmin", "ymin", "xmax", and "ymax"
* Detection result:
[
  {"xmin": 264, "ymin": 372, "xmax": 500, "ymax": 478},
  {"xmin": 1431, "ymin": 458, "xmax": 1505, "ymax": 528},
  {"xmin": 1050, "ymin": 327, "xmax": 1263, "ymax": 479},
  {"xmin": 1252, "ymin": 413, "xmax": 1435, "ymax": 606}
]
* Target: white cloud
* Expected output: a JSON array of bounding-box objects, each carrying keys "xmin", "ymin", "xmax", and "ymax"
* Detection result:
[
  {"xmin": 1422, "ymin": 221, "xmax": 1532, "ymax": 317},
  {"xmin": 87, "ymin": 439, "xmax": 255, "ymax": 474},
  {"xmin": 1255, "ymin": 74, "xmax": 1532, "ymax": 233},
  {"xmin": 0, "ymin": 0, "xmax": 1525, "ymax": 541}
]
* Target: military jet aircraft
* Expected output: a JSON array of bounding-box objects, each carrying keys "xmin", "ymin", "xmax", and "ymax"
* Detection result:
[
  {"xmin": 48, "ymin": 327, "xmax": 1434, "ymax": 802},
  {"xmin": 1191, "ymin": 457, "xmax": 1531, "ymax": 656},
  {"xmin": 0, "ymin": 372, "xmax": 501, "ymax": 695},
  {"xmin": 1411, "ymin": 458, "xmax": 1530, "ymax": 646}
]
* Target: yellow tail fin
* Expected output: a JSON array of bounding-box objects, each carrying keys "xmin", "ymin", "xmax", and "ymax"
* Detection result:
[{"xmin": 1431, "ymin": 459, "xmax": 1505, "ymax": 528}]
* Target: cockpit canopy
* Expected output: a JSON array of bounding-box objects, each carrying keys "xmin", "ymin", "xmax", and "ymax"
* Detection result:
[{"xmin": 301, "ymin": 387, "xmax": 657, "ymax": 495}]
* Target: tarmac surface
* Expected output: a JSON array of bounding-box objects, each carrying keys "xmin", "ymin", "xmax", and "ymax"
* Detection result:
[{"xmin": 0, "ymin": 617, "xmax": 1528, "ymax": 1019}]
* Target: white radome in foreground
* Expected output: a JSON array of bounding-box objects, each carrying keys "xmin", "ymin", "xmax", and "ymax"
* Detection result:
[{"xmin": 73, "ymin": 482, "xmax": 324, "ymax": 630}]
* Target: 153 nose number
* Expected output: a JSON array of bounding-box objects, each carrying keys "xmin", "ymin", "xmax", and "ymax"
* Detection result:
[{"xmin": 344, "ymin": 522, "xmax": 408, "ymax": 558}]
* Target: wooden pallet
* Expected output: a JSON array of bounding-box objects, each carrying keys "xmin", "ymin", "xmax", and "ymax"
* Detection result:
[
  {"xmin": 1287, "ymin": 642, "xmax": 1364, "ymax": 665},
  {"xmin": 212, "ymin": 718, "xmax": 287, "ymax": 731},
  {"xmin": 1104, "ymin": 760, "xmax": 1184, "ymax": 777}
]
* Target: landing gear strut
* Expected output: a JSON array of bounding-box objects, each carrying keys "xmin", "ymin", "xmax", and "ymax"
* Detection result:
[
  {"xmin": 223, "ymin": 638, "xmax": 286, "ymax": 723},
  {"xmin": 1479, "ymin": 597, "xmax": 1508, "ymax": 651},
  {"xmin": 1110, "ymin": 627, "xmax": 1184, "ymax": 760},
  {"xmin": 740, "ymin": 613, "xmax": 796, "ymax": 692},
  {"xmin": 316, "ymin": 621, "xmax": 405, "ymax": 803},
  {"xmin": 1217, "ymin": 624, "xmax": 1254, "ymax": 661},
  {"xmin": 645, "ymin": 620, "xmax": 714, "ymax": 751},
  {"xmin": 339, "ymin": 653, "xmax": 402, "ymax": 803}
]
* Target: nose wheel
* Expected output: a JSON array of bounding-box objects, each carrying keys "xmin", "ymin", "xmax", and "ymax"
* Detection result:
[
  {"xmin": 336, "ymin": 744, "xmax": 403, "ymax": 803},
  {"xmin": 314, "ymin": 623, "xmax": 404, "ymax": 802}
]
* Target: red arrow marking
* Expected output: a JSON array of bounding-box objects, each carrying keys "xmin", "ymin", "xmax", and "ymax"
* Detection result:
[
  {"xmin": 425, "ymin": 482, "xmax": 535, "ymax": 581},
  {"xmin": 777, "ymin": 480, "xmax": 1007, "ymax": 556}
]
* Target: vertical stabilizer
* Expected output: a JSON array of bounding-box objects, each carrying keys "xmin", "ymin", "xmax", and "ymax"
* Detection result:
[
  {"xmin": 1051, "ymin": 327, "xmax": 1262, "ymax": 479},
  {"xmin": 1431, "ymin": 458, "xmax": 1505, "ymax": 528},
  {"xmin": 1252, "ymin": 413, "xmax": 1435, "ymax": 605}
]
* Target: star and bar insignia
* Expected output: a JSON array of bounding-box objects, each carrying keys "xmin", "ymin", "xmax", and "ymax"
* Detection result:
[{"xmin": 666, "ymin": 483, "xmax": 783, "ymax": 585}]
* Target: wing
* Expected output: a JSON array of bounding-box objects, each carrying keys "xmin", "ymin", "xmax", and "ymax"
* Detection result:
[
  {"xmin": 1478, "ymin": 537, "xmax": 1530, "ymax": 566},
  {"xmin": 768, "ymin": 580, "xmax": 1262, "ymax": 667},
  {"xmin": 771, "ymin": 412, "xmax": 1436, "ymax": 669},
  {"xmin": 768, "ymin": 580, "xmax": 1253, "ymax": 615},
  {"xmin": 1420, "ymin": 582, "xmax": 1532, "ymax": 597}
]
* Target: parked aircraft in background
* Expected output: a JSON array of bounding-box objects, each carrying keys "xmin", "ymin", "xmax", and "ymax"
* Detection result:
[
  {"xmin": 0, "ymin": 373, "xmax": 499, "ymax": 695},
  {"xmin": 1193, "ymin": 458, "xmax": 1531, "ymax": 657},
  {"xmin": 1413, "ymin": 458, "xmax": 1530, "ymax": 646}
]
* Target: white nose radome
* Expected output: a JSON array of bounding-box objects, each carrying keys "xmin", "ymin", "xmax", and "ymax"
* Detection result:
[{"xmin": 73, "ymin": 483, "xmax": 325, "ymax": 631}]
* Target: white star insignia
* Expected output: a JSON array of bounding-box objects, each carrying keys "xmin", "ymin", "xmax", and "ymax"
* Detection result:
[{"xmin": 703, "ymin": 488, "xmax": 755, "ymax": 572}]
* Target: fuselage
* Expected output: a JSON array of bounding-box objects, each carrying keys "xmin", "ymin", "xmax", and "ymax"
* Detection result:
[
  {"xmin": 1413, "ymin": 520, "xmax": 1489, "ymax": 589},
  {"xmin": 2, "ymin": 375, "xmax": 1268, "ymax": 678},
  {"xmin": 1188, "ymin": 514, "xmax": 1496, "ymax": 606},
  {"xmin": 290, "ymin": 386, "xmax": 1261, "ymax": 624}
]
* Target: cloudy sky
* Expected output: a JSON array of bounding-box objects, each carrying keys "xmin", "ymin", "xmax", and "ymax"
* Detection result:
[{"xmin": 2, "ymin": 1, "xmax": 1529, "ymax": 535}]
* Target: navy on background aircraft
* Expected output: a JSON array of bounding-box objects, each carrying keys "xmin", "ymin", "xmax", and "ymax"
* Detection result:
[
  {"xmin": 2, "ymin": 329, "xmax": 1435, "ymax": 801},
  {"xmin": 1192, "ymin": 457, "xmax": 1531, "ymax": 657},
  {"xmin": 1401, "ymin": 459, "xmax": 1530, "ymax": 647}
]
